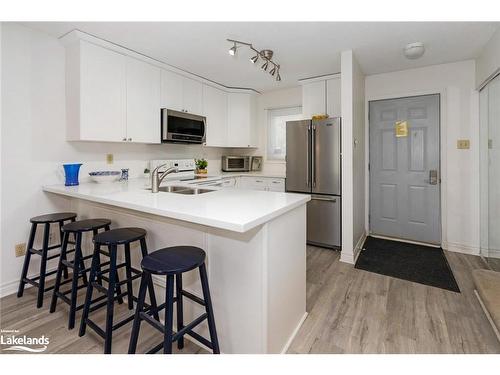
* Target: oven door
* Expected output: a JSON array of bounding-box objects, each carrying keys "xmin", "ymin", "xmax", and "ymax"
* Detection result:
[{"xmin": 162, "ymin": 109, "xmax": 206, "ymax": 144}]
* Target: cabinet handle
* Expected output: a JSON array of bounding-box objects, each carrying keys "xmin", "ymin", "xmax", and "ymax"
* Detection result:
[
  {"xmin": 128, "ymin": 138, "xmax": 132, "ymax": 141},
  {"xmin": 255, "ymin": 180, "xmax": 264, "ymax": 183},
  {"xmin": 272, "ymin": 181, "xmax": 281, "ymax": 184},
  {"xmin": 122, "ymin": 137, "xmax": 127, "ymax": 141}
]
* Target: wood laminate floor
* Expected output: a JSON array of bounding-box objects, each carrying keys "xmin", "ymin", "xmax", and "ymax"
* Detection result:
[{"xmin": 1, "ymin": 246, "xmax": 499, "ymax": 354}]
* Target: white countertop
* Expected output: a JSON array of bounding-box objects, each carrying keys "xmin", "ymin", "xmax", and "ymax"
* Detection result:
[{"xmin": 43, "ymin": 179, "xmax": 309, "ymax": 233}]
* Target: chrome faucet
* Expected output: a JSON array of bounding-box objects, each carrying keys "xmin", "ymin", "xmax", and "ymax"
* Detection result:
[{"xmin": 151, "ymin": 164, "xmax": 179, "ymax": 193}]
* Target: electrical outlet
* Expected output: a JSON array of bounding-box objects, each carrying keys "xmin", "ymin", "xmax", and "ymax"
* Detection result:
[
  {"xmin": 106, "ymin": 154, "xmax": 114, "ymax": 164},
  {"xmin": 15, "ymin": 243, "xmax": 26, "ymax": 257},
  {"xmin": 457, "ymin": 139, "xmax": 470, "ymax": 149}
]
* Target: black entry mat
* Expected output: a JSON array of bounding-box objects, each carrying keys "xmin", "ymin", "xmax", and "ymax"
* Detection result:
[{"xmin": 355, "ymin": 236, "xmax": 460, "ymax": 293}]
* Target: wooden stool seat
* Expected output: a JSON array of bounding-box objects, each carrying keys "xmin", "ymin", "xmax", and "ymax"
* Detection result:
[
  {"xmin": 141, "ymin": 246, "xmax": 205, "ymax": 275},
  {"xmin": 93, "ymin": 227, "xmax": 146, "ymax": 245},
  {"xmin": 30, "ymin": 212, "xmax": 77, "ymax": 224}
]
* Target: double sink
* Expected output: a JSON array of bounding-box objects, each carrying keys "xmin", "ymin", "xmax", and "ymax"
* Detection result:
[{"xmin": 151, "ymin": 185, "xmax": 215, "ymax": 195}]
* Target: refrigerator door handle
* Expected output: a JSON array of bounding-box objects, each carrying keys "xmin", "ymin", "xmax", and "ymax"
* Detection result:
[
  {"xmin": 306, "ymin": 124, "xmax": 311, "ymax": 186},
  {"xmin": 311, "ymin": 196, "xmax": 337, "ymax": 202},
  {"xmin": 312, "ymin": 124, "xmax": 317, "ymax": 188}
]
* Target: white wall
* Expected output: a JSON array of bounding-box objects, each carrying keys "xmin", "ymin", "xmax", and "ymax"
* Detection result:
[
  {"xmin": 476, "ymin": 26, "xmax": 500, "ymax": 88},
  {"xmin": 0, "ymin": 23, "xmax": 230, "ymax": 296},
  {"xmin": 365, "ymin": 60, "xmax": 480, "ymax": 255},
  {"xmin": 233, "ymin": 86, "xmax": 302, "ymax": 176},
  {"xmin": 340, "ymin": 50, "xmax": 366, "ymax": 264}
]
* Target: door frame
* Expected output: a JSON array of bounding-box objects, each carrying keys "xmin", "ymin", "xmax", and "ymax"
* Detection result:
[{"xmin": 366, "ymin": 91, "xmax": 444, "ymax": 246}]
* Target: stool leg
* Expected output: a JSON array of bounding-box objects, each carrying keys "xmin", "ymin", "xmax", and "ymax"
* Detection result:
[
  {"xmin": 140, "ymin": 238, "xmax": 159, "ymax": 321},
  {"xmin": 128, "ymin": 272, "xmax": 149, "ymax": 354},
  {"xmin": 163, "ymin": 275, "xmax": 175, "ymax": 354},
  {"xmin": 68, "ymin": 232, "xmax": 83, "ymax": 330},
  {"xmin": 199, "ymin": 263, "xmax": 220, "ymax": 354},
  {"xmin": 124, "ymin": 243, "xmax": 134, "ymax": 310},
  {"xmin": 49, "ymin": 230, "xmax": 70, "ymax": 313},
  {"xmin": 104, "ymin": 244, "xmax": 118, "ymax": 354},
  {"xmin": 175, "ymin": 274, "xmax": 184, "ymax": 350},
  {"xmin": 110, "ymin": 245, "xmax": 124, "ymax": 305},
  {"xmin": 17, "ymin": 223, "xmax": 37, "ymax": 298},
  {"xmin": 37, "ymin": 223, "xmax": 50, "ymax": 308},
  {"xmin": 79, "ymin": 242, "xmax": 100, "ymax": 337},
  {"xmin": 92, "ymin": 229, "xmax": 102, "ymax": 285},
  {"xmin": 59, "ymin": 221, "xmax": 69, "ymax": 280}
]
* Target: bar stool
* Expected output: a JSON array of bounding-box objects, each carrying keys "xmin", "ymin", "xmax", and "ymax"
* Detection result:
[
  {"xmin": 79, "ymin": 227, "xmax": 158, "ymax": 354},
  {"xmin": 49, "ymin": 218, "xmax": 111, "ymax": 329},
  {"xmin": 17, "ymin": 212, "xmax": 77, "ymax": 308},
  {"xmin": 128, "ymin": 246, "xmax": 220, "ymax": 354}
]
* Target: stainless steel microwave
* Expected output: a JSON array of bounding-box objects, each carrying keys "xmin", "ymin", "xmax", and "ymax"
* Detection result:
[
  {"xmin": 221, "ymin": 156, "xmax": 251, "ymax": 172},
  {"xmin": 161, "ymin": 109, "xmax": 206, "ymax": 144}
]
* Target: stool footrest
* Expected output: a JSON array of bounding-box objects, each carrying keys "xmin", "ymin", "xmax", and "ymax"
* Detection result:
[
  {"xmin": 181, "ymin": 290, "xmax": 206, "ymax": 306},
  {"xmin": 186, "ymin": 330, "xmax": 214, "ymax": 350},
  {"xmin": 85, "ymin": 312, "xmax": 135, "ymax": 340},
  {"xmin": 172, "ymin": 313, "xmax": 208, "ymax": 342},
  {"xmin": 89, "ymin": 292, "xmax": 128, "ymax": 313},
  {"xmin": 140, "ymin": 312, "xmax": 166, "ymax": 333}
]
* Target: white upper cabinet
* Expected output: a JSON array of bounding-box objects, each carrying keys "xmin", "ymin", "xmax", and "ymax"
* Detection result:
[
  {"xmin": 182, "ymin": 77, "xmax": 203, "ymax": 115},
  {"xmin": 302, "ymin": 80, "xmax": 326, "ymax": 118},
  {"xmin": 326, "ymin": 78, "xmax": 341, "ymax": 117},
  {"xmin": 160, "ymin": 69, "xmax": 184, "ymax": 112},
  {"xmin": 68, "ymin": 40, "xmax": 127, "ymax": 142},
  {"xmin": 227, "ymin": 93, "xmax": 258, "ymax": 148},
  {"xmin": 126, "ymin": 57, "xmax": 161, "ymax": 143},
  {"xmin": 161, "ymin": 70, "xmax": 203, "ymax": 115},
  {"xmin": 203, "ymin": 84, "xmax": 228, "ymax": 147},
  {"xmin": 301, "ymin": 75, "xmax": 341, "ymax": 118}
]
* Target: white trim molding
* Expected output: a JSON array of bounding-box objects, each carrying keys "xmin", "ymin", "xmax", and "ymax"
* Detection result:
[{"xmin": 442, "ymin": 241, "xmax": 480, "ymax": 256}]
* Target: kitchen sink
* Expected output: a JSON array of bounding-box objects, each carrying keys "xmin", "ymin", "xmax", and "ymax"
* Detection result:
[{"xmin": 145, "ymin": 186, "xmax": 215, "ymax": 195}]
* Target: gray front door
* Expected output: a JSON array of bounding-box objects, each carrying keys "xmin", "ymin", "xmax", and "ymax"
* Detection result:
[{"xmin": 369, "ymin": 94, "xmax": 441, "ymax": 244}]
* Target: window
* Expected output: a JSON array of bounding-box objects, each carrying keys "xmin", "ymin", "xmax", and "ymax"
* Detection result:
[{"xmin": 267, "ymin": 107, "xmax": 302, "ymax": 161}]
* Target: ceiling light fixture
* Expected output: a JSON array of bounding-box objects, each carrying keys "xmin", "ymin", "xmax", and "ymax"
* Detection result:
[
  {"xmin": 404, "ymin": 42, "xmax": 425, "ymax": 60},
  {"xmin": 227, "ymin": 39, "xmax": 282, "ymax": 82},
  {"xmin": 228, "ymin": 42, "xmax": 237, "ymax": 56}
]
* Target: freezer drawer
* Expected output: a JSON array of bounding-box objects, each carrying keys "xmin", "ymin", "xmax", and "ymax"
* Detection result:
[{"xmin": 307, "ymin": 195, "xmax": 341, "ymax": 248}]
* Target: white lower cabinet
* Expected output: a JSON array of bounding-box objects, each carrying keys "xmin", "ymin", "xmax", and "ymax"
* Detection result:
[{"xmin": 238, "ymin": 177, "xmax": 285, "ymax": 192}]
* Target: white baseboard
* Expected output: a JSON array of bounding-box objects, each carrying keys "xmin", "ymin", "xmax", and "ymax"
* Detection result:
[
  {"xmin": 280, "ymin": 312, "xmax": 308, "ymax": 354},
  {"xmin": 340, "ymin": 232, "xmax": 367, "ymax": 265},
  {"xmin": 442, "ymin": 241, "xmax": 480, "ymax": 256},
  {"xmin": 0, "ymin": 266, "xmax": 58, "ymax": 299}
]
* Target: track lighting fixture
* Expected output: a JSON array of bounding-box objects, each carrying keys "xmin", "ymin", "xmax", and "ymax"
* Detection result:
[
  {"xmin": 227, "ymin": 39, "xmax": 282, "ymax": 82},
  {"xmin": 228, "ymin": 42, "xmax": 237, "ymax": 56}
]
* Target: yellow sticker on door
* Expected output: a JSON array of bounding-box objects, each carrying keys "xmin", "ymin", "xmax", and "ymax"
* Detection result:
[{"xmin": 395, "ymin": 120, "xmax": 409, "ymax": 137}]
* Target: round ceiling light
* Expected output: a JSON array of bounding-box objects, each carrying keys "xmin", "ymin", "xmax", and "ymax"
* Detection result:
[{"xmin": 404, "ymin": 42, "xmax": 425, "ymax": 59}]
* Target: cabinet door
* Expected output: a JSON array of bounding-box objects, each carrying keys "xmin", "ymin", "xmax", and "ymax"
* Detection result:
[
  {"xmin": 160, "ymin": 69, "xmax": 183, "ymax": 111},
  {"xmin": 267, "ymin": 178, "xmax": 285, "ymax": 192},
  {"xmin": 182, "ymin": 77, "xmax": 203, "ymax": 115},
  {"xmin": 126, "ymin": 57, "xmax": 161, "ymax": 144},
  {"xmin": 203, "ymin": 85, "xmax": 228, "ymax": 147},
  {"xmin": 227, "ymin": 93, "xmax": 251, "ymax": 147},
  {"xmin": 326, "ymin": 78, "xmax": 341, "ymax": 117},
  {"xmin": 302, "ymin": 81, "xmax": 326, "ymax": 118},
  {"xmin": 80, "ymin": 41, "xmax": 126, "ymax": 141}
]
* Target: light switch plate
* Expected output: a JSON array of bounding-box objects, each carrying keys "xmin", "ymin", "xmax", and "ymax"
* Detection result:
[
  {"xmin": 457, "ymin": 139, "xmax": 470, "ymax": 149},
  {"xmin": 106, "ymin": 154, "xmax": 114, "ymax": 164}
]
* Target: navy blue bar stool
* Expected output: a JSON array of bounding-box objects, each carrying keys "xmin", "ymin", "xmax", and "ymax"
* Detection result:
[
  {"xmin": 49, "ymin": 218, "xmax": 111, "ymax": 329},
  {"xmin": 79, "ymin": 227, "xmax": 158, "ymax": 354},
  {"xmin": 128, "ymin": 246, "xmax": 220, "ymax": 354},
  {"xmin": 17, "ymin": 212, "xmax": 77, "ymax": 308}
]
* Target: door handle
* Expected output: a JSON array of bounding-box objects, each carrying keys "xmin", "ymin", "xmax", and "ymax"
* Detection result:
[
  {"xmin": 311, "ymin": 196, "xmax": 337, "ymax": 202},
  {"xmin": 429, "ymin": 170, "xmax": 438, "ymax": 185},
  {"xmin": 306, "ymin": 124, "xmax": 311, "ymax": 186},
  {"xmin": 312, "ymin": 124, "xmax": 317, "ymax": 188}
]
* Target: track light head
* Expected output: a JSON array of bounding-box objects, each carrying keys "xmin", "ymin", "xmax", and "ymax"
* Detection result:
[
  {"xmin": 261, "ymin": 60, "xmax": 269, "ymax": 71},
  {"xmin": 250, "ymin": 54, "xmax": 259, "ymax": 64},
  {"xmin": 228, "ymin": 42, "xmax": 237, "ymax": 56},
  {"xmin": 269, "ymin": 66, "xmax": 276, "ymax": 76},
  {"xmin": 276, "ymin": 71, "xmax": 281, "ymax": 82}
]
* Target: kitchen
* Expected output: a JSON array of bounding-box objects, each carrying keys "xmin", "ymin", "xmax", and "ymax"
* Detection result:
[{"xmin": 1, "ymin": 6, "xmax": 500, "ymax": 372}]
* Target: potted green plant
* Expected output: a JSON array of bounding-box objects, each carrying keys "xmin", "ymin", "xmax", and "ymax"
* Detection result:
[{"xmin": 195, "ymin": 158, "xmax": 208, "ymax": 174}]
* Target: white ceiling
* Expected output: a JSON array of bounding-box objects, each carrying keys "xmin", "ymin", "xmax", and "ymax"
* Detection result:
[{"xmin": 24, "ymin": 22, "xmax": 499, "ymax": 92}]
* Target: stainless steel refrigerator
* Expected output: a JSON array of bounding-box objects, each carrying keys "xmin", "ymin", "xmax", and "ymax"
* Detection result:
[{"xmin": 285, "ymin": 117, "xmax": 341, "ymax": 249}]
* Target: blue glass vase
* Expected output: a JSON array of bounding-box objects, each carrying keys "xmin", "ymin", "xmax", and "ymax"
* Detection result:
[{"xmin": 63, "ymin": 163, "xmax": 82, "ymax": 186}]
